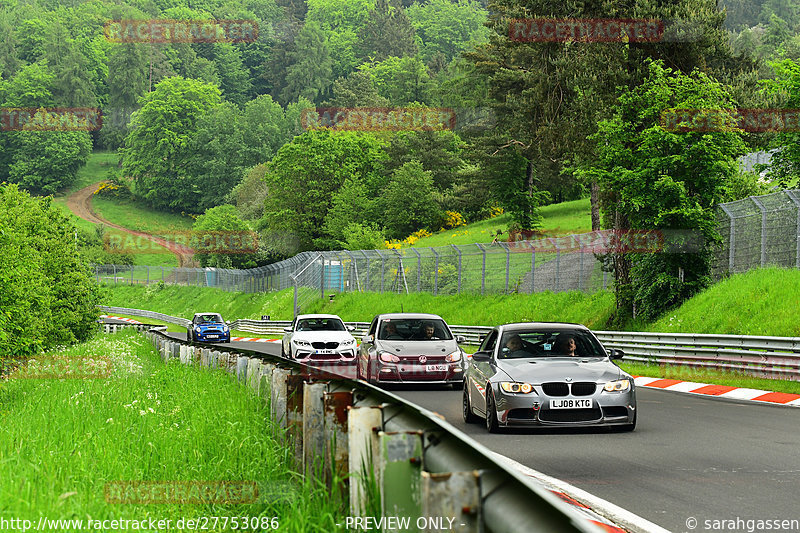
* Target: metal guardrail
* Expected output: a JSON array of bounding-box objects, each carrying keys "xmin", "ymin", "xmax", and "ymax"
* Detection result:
[
  {"xmin": 100, "ymin": 306, "xmax": 192, "ymax": 329},
  {"xmin": 101, "ymin": 307, "xmax": 800, "ymax": 381},
  {"xmin": 136, "ymin": 327, "xmax": 598, "ymax": 533}
]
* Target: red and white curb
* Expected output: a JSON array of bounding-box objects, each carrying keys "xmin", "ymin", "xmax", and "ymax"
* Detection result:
[
  {"xmin": 99, "ymin": 315, "xmax": 142, "ymax": 324},
  {"xmin": 491, "ymin": 452, "xmax": 668, "ymax": 533},
  {"xmin": 230, "ymin": 337, "xmax": 280, "ymax": 343},
  {"xmin": 634, "ymin": 376, "xmax": 800, "ymax": 407}
]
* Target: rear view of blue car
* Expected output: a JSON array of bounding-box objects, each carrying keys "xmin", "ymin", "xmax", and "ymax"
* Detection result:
[{"xmin": 188, "ymin": 312, "xmax": 231, "ymax": 343}]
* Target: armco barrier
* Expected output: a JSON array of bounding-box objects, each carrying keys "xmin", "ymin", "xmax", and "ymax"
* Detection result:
[
  {"xmin": 100, "ymin": 306, "xmax": 800, "ymax": 381},
  {"xmin": 137, "ymin": 326, "xmax": 598, "ymax": 532}
]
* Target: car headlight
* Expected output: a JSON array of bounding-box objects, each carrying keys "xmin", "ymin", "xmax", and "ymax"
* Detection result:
[
  {"xmin": 223, "ymin": 326, "xmax": 229, "ymax": 332},
  {"xmin": 340, "ymin": 339, "xmax": 355, "ymax": 347},
  {"xmin": 499, "ymin": 382, "xmax": 535, "ymax": 394},
  {"xmin": 604, "ymin": 379, "xmax": 631, "ymax": 392},
  {"xmin": 379, "ymin": 351, "xmax": 399, "ymax": 363},
  {"xmin": 195, "ymin": 327, "xmax": 201, "ymax": 333},
  {"xmin": 445, "ymin": 350, "xmax": 462, "ymax": 363},
  {"xmin": 293, "ymin": 339, "xmax": 311, "ymax": 347}
]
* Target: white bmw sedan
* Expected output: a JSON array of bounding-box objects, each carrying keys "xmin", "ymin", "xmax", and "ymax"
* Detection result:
[{"xmin": 281, "ymin": 314, "xmax": 358, "ymax": 364}]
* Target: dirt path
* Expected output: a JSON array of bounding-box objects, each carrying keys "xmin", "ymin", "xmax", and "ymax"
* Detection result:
[{"xmin": 66, "ymin": 182, "xmax": 197, "ymax": 267}]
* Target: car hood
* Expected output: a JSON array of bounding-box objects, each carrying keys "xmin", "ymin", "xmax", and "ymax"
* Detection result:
[
  {"xmin": 375, "ymin": 340, "xmax": 458, "ymax": 356},
  {"xmin": 197, "ymin": 323, "xmax": 225, "ymax": 330},
  {"xmin": 292, "ymin": 331, "xmax": 355, "ymax": 342},
  {"xmin": 496, "ymin": 357, "xmax": 622, "ymax": 384}
]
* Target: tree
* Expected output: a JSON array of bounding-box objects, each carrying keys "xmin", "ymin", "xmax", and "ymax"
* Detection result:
[
  {"xmin": 121, "ymin": 76, "xmax": 223, "ymax": 212},
  {"xmin": 406, "ymin": 0, "xmax": 489, "ymax": 64},
  {"xmin": 586, "ymin": 60, "xmax": 747, "ymax": 323},
  {"xmin": 0, "ymin": 184, "xmax": 100, "ymax": 357},
  {"xmin": 238, "ymin": 94, "xmax": 291, "ymax": 166},
  {"xmin": 385, "ymin": 130, "xmax": 465, "ymax": 190},
  {"xmin": 258, "ymin": 130, "xmax": 387, "ymax": 254},
  {"xmin": 765, "ymin": 58, "xmax": 800, "ymax": 187},
  {"xmin": 306, "ymin": 0, "xmax": 376, "ymax": 78},
  {"xmin": 3, "ymin": 63, "xmax": 55, "ymax": 107},
  {"xmin": 44, "ymin": 21, "xmax": 98, "ymax": 107},
  {"xmin": 379, "ymin": 160, "xmax": 443, "ymax": 238},
  {"xmin": 7, "ymin": 129, "xmax": 92, "ymax": 196},
  {"xmin": 191, "ymin": 204, "xmax": 257, "ymax": 268},
  {"xmin": 359, "ymin": 55, "xmax": 430, "ymax": 104},
  {"xmin": 357, "ymin": 0, "xmax": 418, "ymax": 61},
  {"xmin": 101, "ymin": 41, "xmax": 149, "ymax": 149},
  {"xmin": 281, "ymin": 21, "xmax": 334, "ymax": 105},
  {"xmin": 212, "ymin": 42, "xmax": 253, "ymax": 107},
  {"xmin": 324, "ymin": 70, "xmax": 389, "ymax": 107}
]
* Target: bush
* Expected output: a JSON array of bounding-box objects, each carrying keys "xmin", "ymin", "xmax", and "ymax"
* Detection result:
[{"xmin": 0, "ymin": 184, "xmax": 101, "ymax": 357}]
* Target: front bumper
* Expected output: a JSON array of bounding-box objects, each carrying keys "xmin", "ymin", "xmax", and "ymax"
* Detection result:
[
  {"xmin": 195, "ymin": 332, "xmax": 230, "ymax": 342},
  {"xmin": 294, "ymin": 348, "xmax": 357, "ymax": 364},
  {"xmin": 374, "ymin": 361, "xmax": 463, "ymax": 384},
  {"xmin": 491, "ymin": 386, "xmax": 636, "ymax": 427}
]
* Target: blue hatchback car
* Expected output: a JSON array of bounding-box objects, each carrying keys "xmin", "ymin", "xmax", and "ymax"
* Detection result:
[{"xmin": 189, "ymin": 312, "xmax": 231, "ymax": 343}]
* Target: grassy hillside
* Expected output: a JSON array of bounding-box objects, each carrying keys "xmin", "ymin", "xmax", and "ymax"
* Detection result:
[
  {"xmin": 103, "ymin": 267, "xmax": 800, "ymax": 337},
  {"xmin": 411, "ymin": 198, "xmax": 592, "ymax": 248},
  {"xmin": 103, "ymin": 284, "xmax": 615, "ymax": 328},
  {"xmin": 647, "ymin": 267, "xmax": 800, "ymax": 337}
]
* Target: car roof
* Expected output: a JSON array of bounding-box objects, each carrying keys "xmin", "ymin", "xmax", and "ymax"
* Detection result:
[
  {"xmin": 194, "ymin": 312, "xmax": 222, "ymax": 317},
  {"xmin": 499, "ymin": 322, "xmax": 590, "ymax": 331},
  {"xmin": 295, "ymin": 314, "xmax": 344, "ymax": 320},
  {"xmin": 375, "ymin": 313, "xmax": 446, "ymax": 320}
]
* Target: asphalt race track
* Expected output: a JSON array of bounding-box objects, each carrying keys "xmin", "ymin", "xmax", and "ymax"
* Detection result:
[{"xmin": 166, "ymin": 332, "xmax": 800, "ymax": 531}]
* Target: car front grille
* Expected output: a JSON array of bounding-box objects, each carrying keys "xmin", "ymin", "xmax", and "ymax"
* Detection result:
[
  {"xmin": 539, "ymin": 408, "xmax": 602, "ymax": 423},
  {"xmin": 541, "ymin": 382, "xmax": 569, "ymax": 396},
  {"xmin": 541, "ymin": 382, "xmax": 596, "ymax": 396},
  {"xmin": 311, "ymin": 341, "xmax": 339, "ymax": 349},
  {"xmin": 571, "ymin": 382, "xmax": 596, "ymax": 396}
]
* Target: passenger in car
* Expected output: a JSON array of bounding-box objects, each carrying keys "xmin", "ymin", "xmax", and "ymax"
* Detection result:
[
  {"xmin": 415, "ymin": 322, "xmax": 439, "ymax": 340},
  {"xmin": 555, "ymin": 335, "xmax": 578, "ymax": 356},
  {"xmin": 382, "ymin": 322, "xmax": 404, "ymax": 340},
  {"xmin": 503, "ymin": 334, "xmax": 527, "ymax": 358}
]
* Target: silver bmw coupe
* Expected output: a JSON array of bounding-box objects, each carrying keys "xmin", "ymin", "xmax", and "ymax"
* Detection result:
[{"xmin": 463, "ymin": 322, "xmax": 636, "ymax": 432}]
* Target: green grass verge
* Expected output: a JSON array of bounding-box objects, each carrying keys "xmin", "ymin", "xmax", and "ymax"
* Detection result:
[
  {"xmin": 0, "ymin": 330, "xmax": 346, "ymax": 530},
  {"xmin": 646, "ymin": 267, "xmax": 800, "ymax": 337},
  {"xmin": 102, "ymin": 284, "xmax": 616, "ymax": 328},
  {"xmin": 619, "ymin": 361, "xmax": 800, "ymax": 395},
  {"xmin": 54, "ymin": 151, "xmax": 119, "ymax": 198},
  {"xmin": 92, "ymin": 196, "xmax": 194, "ymax": 235},
  {"xmin": 411, "ymin": 198, "xmax": 592, "ymax": 248}
]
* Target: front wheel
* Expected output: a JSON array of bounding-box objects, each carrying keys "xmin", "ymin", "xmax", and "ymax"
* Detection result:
[
  {"xmin": 463, "ymin": 386, "xmax": 479, "ymax": 424},
  {"xmin": 485, "ymin": 388, "xmax": 501, "ymax": 433}
]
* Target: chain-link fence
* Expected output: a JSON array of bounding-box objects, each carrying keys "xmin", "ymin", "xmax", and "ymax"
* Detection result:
[
  {"xmin": 714, "ymin": 189, "xmax": 800, "ymax": 276},
  {"xmin": 94, "ymin": 188, "xmax": 800, "ymax": 316}
]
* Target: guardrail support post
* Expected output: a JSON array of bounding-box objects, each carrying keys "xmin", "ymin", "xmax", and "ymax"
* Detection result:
[
  {"xmin": 286, "ymin": 374, "xmax": 306, "ymax": 467},
  {"xmin": 323, "ymin": 390, "xmax": 353, "ymax": 493},
  {"xmin": 421, "ymin": 471, "xmax": 482, "ymax": 533},
  {"xmin": 236, "ymin": 356, "xmax": 248, "ymax": 383},
  {"xmin": 201, "ymin": 349, "xmax": 211, "ymax": 368},
  {"xmin": 246, "ymin": 358, "xmax": 261, "ymax": 391},
  {"xmin": 271, "ymin": 368, "xmax": 291, "ymax": 430},
  {"xmin": 348, "ymin": 406, "xmax": 383, "ymax": 516},
  {"xmin": 303, "ymin": 382, "xmax": 328, "ymax": 479},
  {"xmin": 259, "ymin": 363, "xmax": 276, "ymax": 400},
  {"xmin": 378, "ymin": 431, "xmax": 424, "ymax": 525}
]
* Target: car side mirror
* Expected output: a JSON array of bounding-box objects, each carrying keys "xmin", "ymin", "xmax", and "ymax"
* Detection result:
[
  {"xmin": 456, "ymin": 335, "xmax": 466, "ymax": 344},
  {"xmin": 347, "ymin": 325, "xmax": 355, "ymax": 332},
  {"xmin": 283, "ymin": 327, "xmax": 292, "ymax": 333},
  {"xmin": 608, "ymin": 348, "xmax": 625, "ymax": 360},
  {"xmin": 471, "ymin": 351, "xmax": 491, "ymax": 362},
  {"xmin": 362, "ymin": 334, "xmax": 374, "ymax": 344}
]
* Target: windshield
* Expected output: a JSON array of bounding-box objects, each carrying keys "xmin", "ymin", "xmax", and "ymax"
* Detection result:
[
  {"xmin": 378, "ymin": 318, "xmax": 452, "ymax": 341},
  {"xmin": 499, "ymin": 329, "xmax": 605, "ymax": 359},
  {"xmin": 296, "ymin": 318, "xmax": 346, "ymax": 332},
  {"xmin": 197, "ymin": 314, "xmax": 223, "ymax": 324}
]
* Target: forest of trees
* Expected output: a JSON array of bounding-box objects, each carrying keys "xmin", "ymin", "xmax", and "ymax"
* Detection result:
[{"xmin": 2, "ymin": 0, "xmax": 800, "ymax": 321}]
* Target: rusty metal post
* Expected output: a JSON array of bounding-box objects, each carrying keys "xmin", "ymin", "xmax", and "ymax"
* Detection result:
[
  {"xmin": 348, "ymin": 405, "xmax": 383, "ymax": 516},
  {"xmin": 323, "ymin": 391, "xmax": 353, "ymax": 492},
  {"xmin": 302, "ymin": 382, "xmax": 328, "ymax": 479},
  {"xmin": 421, "ymin": 471, "xmax": 482, "ymax": 533}
]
